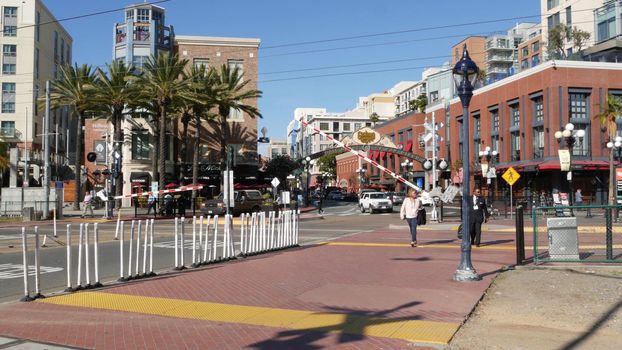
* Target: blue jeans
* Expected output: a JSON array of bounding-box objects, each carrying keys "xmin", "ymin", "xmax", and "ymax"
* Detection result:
[{"xmin": 406, "ymin": 218, "xmax": 418, "ymax": 241}]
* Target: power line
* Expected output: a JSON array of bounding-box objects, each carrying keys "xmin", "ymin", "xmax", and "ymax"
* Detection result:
[{"xmin": 0, "ymin": 0, "xmax": 172, "ymax": 34}]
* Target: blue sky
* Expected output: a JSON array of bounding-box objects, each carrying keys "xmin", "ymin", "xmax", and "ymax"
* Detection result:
[{"xmin": 44, "ymin": 0, "xmax": 541, "ymax": 141}]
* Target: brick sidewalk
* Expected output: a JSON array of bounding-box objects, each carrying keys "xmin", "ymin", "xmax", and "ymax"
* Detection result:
[{"xmin": 0, "ymin": 228, "xmax": 515, "ymax": 349}]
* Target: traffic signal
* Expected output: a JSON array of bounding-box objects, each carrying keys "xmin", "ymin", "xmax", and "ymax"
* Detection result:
[{"xmin": 86, "ymin": 152, "xmax": 97, "ymax": 162}]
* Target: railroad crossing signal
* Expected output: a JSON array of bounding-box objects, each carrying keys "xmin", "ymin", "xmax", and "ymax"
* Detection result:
[{"xmin": 502, "ymin": 167, "xmax": 520, "ymax": 186}]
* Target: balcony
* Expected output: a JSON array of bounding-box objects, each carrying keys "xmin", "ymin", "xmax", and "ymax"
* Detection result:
[
  {"xmin": 487, "ymin": 54, "xmax": 515, "ymax": 62},
  {"xmin": 134, "ymin": 24, "xmax": 151, "ymax": 42}
]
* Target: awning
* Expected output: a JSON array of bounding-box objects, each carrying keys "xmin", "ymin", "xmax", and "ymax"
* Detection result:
[
  {"xmin": 537, "ymin": 160, "xmax": 611, "ymax": 171},
  {"xmin": 514, "ymin": 161, "xmax": 543, "ymax": 172},
  {"xmin": 404, "ymin": 141, "xmax": 413, "ymax": 152},
  {"xmin": 379, "ymin": 151, "xmax": 386, "ymax": 158},
  {"xmin": 130, "ymin": 172, "xmax": 151, "ymax": 184}
]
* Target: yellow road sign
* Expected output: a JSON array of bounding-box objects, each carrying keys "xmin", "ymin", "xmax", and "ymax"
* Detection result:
[{"xmin": 502, "ymin": 167, "xmax": 520, "ymax": 186}]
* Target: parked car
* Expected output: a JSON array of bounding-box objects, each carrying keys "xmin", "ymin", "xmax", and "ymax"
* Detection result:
[
  {"xmin": 343, "ymin": 192, "xmax": 359, "ymax": 202},
  {"xmin": 387, "ymin": 192, "xmax": 405, "ymax": 205},
  {"xmin": 327, "ymin": 190, "xmax": 345, "ymax": 200},
  {"xmin": 359, "ymin": 192, "xmax": 393, "ymax": 213},
  {"xmin": 200, "ymin": 190, "xmax": 264, "ymax": 216}
]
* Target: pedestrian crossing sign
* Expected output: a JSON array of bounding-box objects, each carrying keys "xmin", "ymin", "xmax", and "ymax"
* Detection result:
[{"xmin": 502, "ymin": 167, "xmax": 520, "ymax": 186}]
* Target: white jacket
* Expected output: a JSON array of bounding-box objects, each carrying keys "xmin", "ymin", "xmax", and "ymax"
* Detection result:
[{"xmin": 400, "ymin": 197, "xmax": 421, "ymax": 220}]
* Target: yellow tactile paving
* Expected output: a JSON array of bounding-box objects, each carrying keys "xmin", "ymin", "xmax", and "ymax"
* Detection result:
[{"xmin": 37, "ymin": 291, "xmax": 459, "ymax": 345}]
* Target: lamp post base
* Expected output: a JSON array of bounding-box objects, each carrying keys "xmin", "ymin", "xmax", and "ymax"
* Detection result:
[{"xmin": 453, "ymin": 267, "xmax": 482, "ymax": 282}]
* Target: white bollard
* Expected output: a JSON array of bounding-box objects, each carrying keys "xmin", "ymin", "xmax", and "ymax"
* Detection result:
[
  {"xmin": 240, "ymin": 213, "xmax": 246, "ymax": 255},
  {"xmin": 65, "ymin": 224, "xmax": 72, "ymax": 292},
  {"xmin": 270, "ymin": 211, "xmax": 276, "ymax": 249},
  {"xmin": 41, "ymin": 232, "xmax": 48, "ymax": 248},
  {"xmin": 135, "ymin": 220, "xmax": 142, "ymax": 277},
  {"xmin": 149, "ymin": 219, "xmax": 155, "ymax": 275},
  {"xmin": 250, "ymin": 213, "xmax": 257, "ymax": 254},
  {"xmin": 84, "ymin": 223, "xmax": 91, "ymax": 287},
  {"xmin": 192, "ymin": 216, "xmax": 197, "ymax": 265},
  {"xmin": 118, "ymin": 221, "xmax": 125, "ymax": 281},
  {"xmin": 142, "ymin": 219, "xmax": 148, "ymax": 275},
  {"xmin": 77, "ymin": 223, "xmax": 84, "ymax": 288},
  {"xmin": 295, "ymin": 210, "xmax": 300, "ymax": 245},
  {"xmin": 53, "ymin": 208, "xmax": 58, "ymax": 238},
  {"xmin": 198, "ymin": 215, "xmax": 204, "ymax": 262},
  {"xmin": 276, "ymin": 211, "xmax": 283, "ymax": 249},
  {"xmin": 174, "ymin": 217, "xmax": 179, "ymax": 268},
  {"xmin": 212, "ymin": 216, "xmax": 219, "ymax": 260},
  {"xmin": 20, "ymin": 227, "xmax": 32, "ymax": 302},
  {"xmin": 203, "ymin": 216, "xmax": 211, "ymax": 263},
  {"xmin": 260, "ymin": 212, "xmax": 266, "ymax": 252},
  {"xmin": 223, "ymin": 214, "xmax": 229, "ymax": 259},
  {"xmin": 180, "ymin": 219, "xmax": 185, "ymax": 268},
  {"xmin": 114, "ymin": 210, "xmax": 121, "ymax": 240},
  {"xmin": 93, "ymin": 223, "xmax": 101, "ymax": 287},
  {"xmin": 34, "ymin": 226, "xmax": 42, "ymax": 297},
  {"xmin": 286, "ymin": 211, "xmax": 291, "ymax": 247},
  {"xmin": 128, "ymin": 220, "xmax": 135, "ymax": 278}
]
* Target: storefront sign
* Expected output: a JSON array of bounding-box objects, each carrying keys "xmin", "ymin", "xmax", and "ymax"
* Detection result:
[
  {"xmin": 352, "ymin": 127, "xmax": 380, "ymax": 145},
  {"xmin": 616, "ymin": 167, "xmax": 622, "ymax": 204},
  {"xmin": 558, "ymin": 149, "xmax": 571, "ymax": 171}
]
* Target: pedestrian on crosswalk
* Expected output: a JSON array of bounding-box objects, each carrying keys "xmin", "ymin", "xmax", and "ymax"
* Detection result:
[{"xmin": 400, "ymin": 189, "xmax": 421, "ymax": 247}]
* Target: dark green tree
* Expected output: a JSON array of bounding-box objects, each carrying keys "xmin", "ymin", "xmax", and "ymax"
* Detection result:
[
  {"xmin": 317, "ymin": 153, "xmax": 337, "ymax": 175},
  {"xmin": 547, "ymin": 24, "xmax": 590, "ymax": 60},
  {"xmin": 369, "ymin": 112, "xmax": 380, "ymax": 126},
  {"xmin": 265, "ymin": 155, "xmax": 298, "ymax": 189}
]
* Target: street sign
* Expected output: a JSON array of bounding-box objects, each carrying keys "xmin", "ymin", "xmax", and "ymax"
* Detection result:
[
  {"xmin": 223, "ymin": 171, "xmax": 234, "ymax": 208},
  {"xmin": 271, "ymin": 177, "xmax": 280, "ymax": 188},
  {"xmin": 486, "ymin": 167, "xmax": 497, "ymax": 178},
  {"xmin": 502, "ymin": 167, "xmax": 520, "ymax": 186},
  {"xmin": 151, "ymin": 182, "xmax": 158, "ymax": 193},
  {"xmin": 558, "ymin": 149, "xmax": 571, "ymax": 171},
  {"xmin": 440, "ymin": 185, "xmax": 459, "ymax": 203}
]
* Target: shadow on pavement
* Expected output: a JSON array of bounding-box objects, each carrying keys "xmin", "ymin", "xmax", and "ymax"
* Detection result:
[
  {"xmin": 559, "ymin": 298, "xmax": 622, "ymax": 350},
  {"xmin": 248, "ymin": 301, "xmax": 423, "ymax": 349}
]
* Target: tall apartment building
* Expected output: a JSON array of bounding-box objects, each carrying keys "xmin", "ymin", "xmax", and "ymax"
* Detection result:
[
  {"xmin": 541, "ymin": 0, "xmax": 601, "ymax": 59},
  {"xmin": 584, "ymin": 0, "xmax": 622, "ymax": 61},
  {"xmin": 0, "ymin": 0, "xmax": 72, "ymax": 184},
  {"xmin": 267, "ymin": 139, "xmax": 289, "ymax": 159},
  {"xmin": 485, "ymin": 23, "xmax": 538, "ymax": 83},
  {"xmin": 392, "ymin": 80, "xmax": 425, "ymax": 116},
  {"xmin": 517, "ymin": 26, "xmax": 543, "ymax": 72},
  {"xmin": 451, "ymin": 36, "xmax": 486, "ymax": 69}
]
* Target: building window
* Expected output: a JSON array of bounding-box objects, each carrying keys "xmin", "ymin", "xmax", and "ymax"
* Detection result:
[
  {"xmin": 491, "ymin": 109, "xmax": 499, "ymax": 132},
  {"xmin": 228, "ymin": 59, "xmax": 244, "ymax": 76},
  {"xmin": 228, "ymin": 107, "xmax": 244, "ymax": 122},
  {"xmin": 474, "ymin": 116, "xmax": 481, "ymax": 137},
  {"xmin": 3, "ymin": 44, "xmax": 16, "ymax": 57},
  {"xmin": 3, "ymin": 7, "xmax": 17, "ymax": 18},
  {"xmin": 125, "ymin": 9, "xmax": 134, "ymax": 22},
  {"xmin": 398, "ymin": 131, "xmax": 404, "ymax": 143},
  {"xmin": 569, "ymin": 92, "xmax": 589, "ymax": 119},
  {"xmin": 3, "ymin": 25, "xmax": 16, "ymax": 37},
  {"xmin": 365, "ymin": 122, "xmax": 372, "ymax": 127},
  {"xmin": 532, "ymin": 41, "xmax": 540, "ymax": 52},
  {"xmin": 2, "ymin": 82, "xmax": 16, "ymax": 113},
  {"xmin": 533, "ymin": 96, "xmax": 543, "ymax": 122},
  {"xmin": 131, "ymin": 55, "xmax": 148, "ymax": 69},
  {"xmin": 66, "ymin": 45, "xmax": 71, "ymax": 65},
  {"xmin": 333, "ymin": 122, "xmax": 339, "ymax": 132},
  {"xmin": 521, "ymin": 59, "xmax": 529, "ymax": 70},
  {"xmin": 54, "ymin": 31, "xmax": 58, "ymax": 60},
  {"xmin": 319, "ymin": 122, "xmax": 329, "ymax": 131},
  {"xmin": 531, "ymin": 54, "xmax": 540, "ymax": 67},
  {"xmin": 491, "ymin": 135, "xmax": 500, "ymax": 156},
  {"xmin": 598, "ymin": 17, "xmax": 616, "ymax": 42},
  {"xmin": 0, "ymin": 121, "xmax": 15, "ymax": 137},
  {"xmin": 430, "ymin": 91, "xmax": 439, "ymax": 102},
  {"xmin": 60, "ymin": 38, "xmax": 65, "ymax": 64},
  {"xmin": 342, "ymin": 123, "xmax": 351, "ymax": 131},
  {"xmin": 510, "ymin": 132, "xmax": 520, "ymax": 161},
  {"xmin": 131, "ymin": 130, "xmax": 150, "ymax": 160},
  {"xmin": 565, "ymin": 6, "xmax": 572, "ymax": 26},
  {"xmin": 193, "ymin": 58, "xmax": 209, "ymax": 70},
  {"xmin": 547, "ymin": 12, "xmax": 560, "ymax": 31},
  {"xmin": 136, "ymin": 8, "xmax": 150, "ymax": 22},
  {"xmin": 533, "ymin": 127, "xmax": 544, "ymax": 158},
  {"xmin": 354, "ymin": 123, "xmax": 361, "ymax": 130},
  {"xmin": 521, "ymin": 47, "xmax": 529, "ymax": 57},
  {"xmin": 35, "ymin": 48, "xmax": 39, "ymax": 79},
  {"xmin": 510, "ymin": 103, "xmax": 520, "ymax": 126},
  {"xmin": 36, "ymin": 11, "xmax": 40, "ymax": 41},
  {"xmin": 546, "ymin": 0, "xmax": 559, "ymax": 10},
  {"xmin": 406, "ymin": 128, "xmax": 413, "ymax": 140},
  {"xmin": 320, "ymin": 144, "xmax": 328, "ymax": 151},
  {"xmin": 320, "ymin": 134, "xmax": 326, "ymax": 141}
]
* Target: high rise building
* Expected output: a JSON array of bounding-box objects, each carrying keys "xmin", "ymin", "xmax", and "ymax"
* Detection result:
[{"xmin": 0, "ymin": 0, "xmax": 72, "ymax": 182}]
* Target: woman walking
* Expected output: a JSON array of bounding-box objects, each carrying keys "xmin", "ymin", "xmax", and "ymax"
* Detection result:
[{"xmin": 400, "ymin": 189, "xmax": 421, "ymax": 247}]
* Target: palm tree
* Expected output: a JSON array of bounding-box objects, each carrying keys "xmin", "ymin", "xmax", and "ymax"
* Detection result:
[
  {"xmin": 49, "ymin": 64, "xmax": 97, "ymax": 210},
  {"xmin": 211, "ymin": 64, "xmax": 262, "ymax": 172},
  {"xmin": 185, "ymin": 66, "xmax": 219, "ymax": 206},
  {"xmin": 369, "ymin": 112, "xmax": 380, "ymax": 126},
  {"xmin": 595, "ymin": 94, "xmax": 622, "ymax": 205},
  {"xmin": 92, "ymin": 60, "xmax": 139, "ymax": 205},
  {"xmin": 138, "ymin": 53, "xmax": 190, "ymax": 189}
]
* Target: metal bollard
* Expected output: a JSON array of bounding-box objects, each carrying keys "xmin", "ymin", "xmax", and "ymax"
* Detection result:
[
  {"xmin": 212, "ymin": 216, "xmax": 219, "ymax": 260},
  {"xmin": 192, "ymin": 216, "xmax": 197, "ymax": 267},
  {"xmin": 135, "ymin": 220, "xmax": 142, "ymax": 277},
  {"xmin": 180, "ymin": 219, "xmax": 186, "ymax": 269},
  {"xmin": 33, "ymin": 226, "xmax": 43, "ymax": 298},
  {"xmin": 118, "ymin": 221, "xmax": 125, "ymax": 281},
  {"xmin": 20, "ymin": 227, "xmax": 33, "ymax": 302},
  {"xmin": 203, "ymin": 216, "xmax": 211, "ymax": 263},
  {"xmin": 84, "ymin": 223, "xmax": 91, "ymax": 288},
  {"xmin": 93, "ymin": 223, "xmax": 102, "ymax": 288},
  {"xmin": 174, "ymin": 217, "xmax": 179, "ymax": 269},
  {"xmin": 76, "ymin": 223, "xmax": 84, "ymax": 289},
  {"xmin": 127, "ymin": 220, "xmax": 135, "ymax": 280},
  {"xmin": 65, "ymin": 224, "xmax": 73, "ymax": 292},
  {"xmin": 148, "ymin": 219, "xmax": 155, "ymax": 276},
  {"xmin": 515, "ymin": 205, "xmax": 525, "ymax": 265},
  {"xmin": 142, "ymin": 219, "xmax": 149, "ymax": 275},
  {"xmin": 606, "ymin": 208, "xmax": 613, "ymax": 260}
]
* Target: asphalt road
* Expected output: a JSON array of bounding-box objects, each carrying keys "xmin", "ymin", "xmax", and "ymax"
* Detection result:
[{"xmin": 0, "ymin": 201, "xmax": 414, "ymax": 303}]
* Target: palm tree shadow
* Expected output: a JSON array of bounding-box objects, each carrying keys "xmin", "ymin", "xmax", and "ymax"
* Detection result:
[
  {"xmin": 248, "ymin": 301, "xmax": 423, "ymax": 349},
  {"xmin": 201, "ymin": 120, "xmax": 257, "ymax": 162}
]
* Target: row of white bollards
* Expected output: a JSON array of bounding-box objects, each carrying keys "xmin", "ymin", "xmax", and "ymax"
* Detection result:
[
  {"xmin": 118, "ymin": 219, "xmax": 156, "ymax": 281},
  {"xmin": 240, "ymin": 210, "xmax": 299, "ymax": 255},
  {"xmin": 20, "ymin": 210, "xmax": 300, "ymax": 302}
]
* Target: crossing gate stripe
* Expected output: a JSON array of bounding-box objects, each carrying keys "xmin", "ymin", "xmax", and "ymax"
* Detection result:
[{"xmin": 115, "ymin": 184, "xmax": 204, "ymax": 199}]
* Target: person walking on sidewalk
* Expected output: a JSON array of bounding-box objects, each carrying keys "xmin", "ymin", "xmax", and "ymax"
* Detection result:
[
  {"xmin": 471, "ymin": 188, "xmax": 489, "ymax": 247},
  {"xmin": 400, "ymin": 189, "xmax": 421, "ymax": 247},
  {"xmin": 81, "ymin": 191, "xmax": 94, "ymax": 218},
  {"xmin": 317, "ymin": 189, "xmax": 324, "ymax": 215},
  {"xmin": 146, "ymin": 193, "xmax": 157, "ymax": 215}
]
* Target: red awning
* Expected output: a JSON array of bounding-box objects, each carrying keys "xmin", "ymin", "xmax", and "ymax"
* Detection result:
[
  {"xmin": 537, "ymin": 160, "xmax": 611, "ymax": 171},
  {"xmin": 370, "ymin": 151, "xmax": 377, "ymax": 160},
  {"xmin": 379, "ymin": 151, "xmax": 386, "ymax": 158},
  {"xmin": 404, "ymin": 141, "xmax": 413, "ymax": 152},
  {"xmin": 514, "ymin": 161, "xmax": 543, "ymax": 172}
]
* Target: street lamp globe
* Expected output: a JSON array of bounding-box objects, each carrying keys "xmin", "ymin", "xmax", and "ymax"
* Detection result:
[
  {"xmin": 562, "ymin": 129, "xmax": 572, "ymax": 138},
  {"xmin": 437, "ymin": 159, "xmax": 448, "ymax": 171},
  {"xmin": 452, "ymin": 46, "xmax": 479, "ymax": 89},
  {"xmin": 607, "ymin": 142, "xmax": 614, "ymax": 149},
  {"xmin": 576, "ymin": 129, "xmax": 586, "ymax": 138},
  {"xmin": 616, "ymin": 141, "xmax": 622, "ymax": 148},
  {"xmin": 478, "ymin": 151, "xmax": 484, "ymax": 157},
  {"xmin": 492, "ymin": 150, "xmax": 498, "ymax": 157},
  {"xmin": 565, "ymin": 123, "xmax": 575, "ymax": 131},
  {"xmin": 305, "ymin": 156, "xmax": 311, "ymax": 162},
  {"xmin": 616, "ymin": 136, "xmax": 622, "ymax": 143},
  {"xmin": 485, "ymin": 146, "xmax": 491, "ymax": 152},
  {"xmin": 554, "ymin": 131, "xmax": 563, "ymax": 140}
]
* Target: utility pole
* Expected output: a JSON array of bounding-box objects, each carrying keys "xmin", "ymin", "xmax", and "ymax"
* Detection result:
[
  {"xmin": 43, "ymin": 81, "xmax": 51, "ymax": 219},
  {"xmin": 21, "ymin": 107, "xmax": 28, "ymax": 211}
]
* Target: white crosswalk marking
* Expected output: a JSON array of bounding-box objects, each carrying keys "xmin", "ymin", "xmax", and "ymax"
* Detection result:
[
  {"xmin": 0, "ymin": 235, "xmax": 17, "ymax": 240},
  {"xmin": 0, "ymin": 263, "xmax": 63, "ymax": 279}
]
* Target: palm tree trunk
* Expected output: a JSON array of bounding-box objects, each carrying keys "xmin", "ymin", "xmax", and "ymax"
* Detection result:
[
  {"xmin": 158, "ymin": 104, "xmax": 167, "ymax": 191},
  {"xmin": 179, "ymin": 113, "xmax": 190, "ymax": 184},
  {"xmin": 73, "ymin": 114, "xmax": 83, "ymax": 210},
  {"xmin": 220, "ymin": 111, "xmax": 228, "ymax": 171},
  {"xmin": 192, "ymin": 115, "xmax": 200, "ymax": 210},
  {"xmin": 113, "ymin": 112, "xmax": 123, "ymax": 209}
]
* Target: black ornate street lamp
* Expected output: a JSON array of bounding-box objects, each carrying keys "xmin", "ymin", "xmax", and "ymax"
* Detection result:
[
  {"xmin": 479, "ymin": 146, "xmax": 498, "ymax": 205},
  {"xmin": 302, "ymin": 156, "xmax": 315, "ymax": 206},
  {"xmin": 554, "ymin": 123, "xmax": 585, "ymax": 210},
  {"xmin": 452, "ymin": 45, "xmax": 481, "ymax": 282}
]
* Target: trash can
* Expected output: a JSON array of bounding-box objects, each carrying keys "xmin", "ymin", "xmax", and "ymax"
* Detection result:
[
  {"xmin": 546, "ymin": 217, "xmax": 580, "ymax": 260},
  {"xmin": 22, "ymin": 207, "xmax": 34, "ymax": 222}
]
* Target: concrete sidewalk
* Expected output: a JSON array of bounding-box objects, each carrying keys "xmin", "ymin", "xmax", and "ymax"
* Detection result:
[{"xmin": 0, "ymin": 226, "xmax": 515, "ymax": 349}]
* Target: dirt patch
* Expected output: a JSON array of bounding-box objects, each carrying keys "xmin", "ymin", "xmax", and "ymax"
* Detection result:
[{"xmin": 449, "ymin": 267, "xmax": 622, "ymax": 350}]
